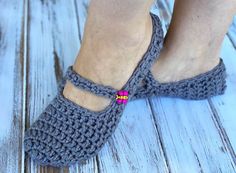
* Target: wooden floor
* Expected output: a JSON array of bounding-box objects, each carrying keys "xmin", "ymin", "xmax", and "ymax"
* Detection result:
[{"xmin": 0, "ymin": 0, "xmax": 236, "ymax": 172}]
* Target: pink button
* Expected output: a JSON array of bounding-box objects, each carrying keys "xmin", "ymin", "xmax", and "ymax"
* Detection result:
[{"xmin": 116, "ymin": 90, "xmax": 129, "ymax": 104}]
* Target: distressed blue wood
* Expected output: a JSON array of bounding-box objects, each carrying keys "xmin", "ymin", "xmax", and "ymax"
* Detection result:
[
  {"xmin": 209, "ymin": 36, "xmax": 236, "ymax": 159},
  {"xmin": 0, "ymin": 0, "xmax": 25, "ymax": 172},
  {"xmin": 149, "ymin": 97, "xmax": 236, "ymax": 172},
  {"xmin": 97, "ymin": 100, "xmax": 169, "ymax": 173}
]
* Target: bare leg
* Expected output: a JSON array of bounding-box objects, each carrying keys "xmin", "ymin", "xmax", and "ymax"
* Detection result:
[
  {"xmin": 63, "ymin": 0, "xmax": 154, "ymax": 111},
  {"xmin": 152, "ymin": 0, "xmax": 236, "ymax": 82}
]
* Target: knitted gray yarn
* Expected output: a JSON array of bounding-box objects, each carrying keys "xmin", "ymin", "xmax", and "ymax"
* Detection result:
[
  {"xmin": 24, "ymin": 13, "xmax": 164, "ymax": 167},
  {"xmin": 133, "ymin": 58, "xmax": 227, "ymax": 100}
]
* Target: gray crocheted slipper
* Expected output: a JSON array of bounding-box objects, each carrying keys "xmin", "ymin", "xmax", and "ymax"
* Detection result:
[
  {"xmin": 24, "ymin": 13, "xmax": 163, "ymax": 167},
  {"xmin": 133, "ymin": 58, "xmax": 227, "ymax": 100}
]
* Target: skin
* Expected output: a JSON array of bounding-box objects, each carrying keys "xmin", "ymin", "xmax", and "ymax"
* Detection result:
[
  {"xmin": 63, "ymin": 0, "xmax": 236, "ymax": 111},
  {"xmin": 152, "ymin": 0, "xmax": 236, "ymax": 82}
]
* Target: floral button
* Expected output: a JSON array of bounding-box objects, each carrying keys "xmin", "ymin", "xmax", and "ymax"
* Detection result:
[{"xmin": 116, "ymin": 90, "xmax": 128, "ymax": 104}]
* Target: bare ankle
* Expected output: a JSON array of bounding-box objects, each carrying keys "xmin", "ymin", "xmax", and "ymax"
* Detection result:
[{"xmin": 151, "ymin": 50, "xmax": 220, "ymax": 83}]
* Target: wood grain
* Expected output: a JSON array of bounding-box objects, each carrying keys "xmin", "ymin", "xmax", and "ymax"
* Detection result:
[
  {"xmin": 209, "ymin": 36, "xmax": 236, "ymax": 161},
  {"xmin": 74, "ymin": 0, "xmax": 90, "ymax": 41},
  {"xmin": 97, "ymin": 100, "xmax": 169, "ymax": 173},
  {"xmin": 149, "ymin": 98, "xmax": 236, "ymax": 173},
  {"xmin": 0, "ymin": 0, "xmax": 25, "ymax": 173}
]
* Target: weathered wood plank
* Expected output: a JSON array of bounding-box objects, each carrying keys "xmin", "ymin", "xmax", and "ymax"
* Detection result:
[
  {"xmin": 74, "ymin": 0, "xmax": 90, "ymax": 41},
  {"xmin": 0, "ymin": 0, "xmax": 25, "ymax": 172},
  {"xmin": 209, "ymin": 36, "xmax": 236, "ymax": 160},
  {"xmin": 149, "ymin": 98, "xmax": 236, "ymax": 173},
  {"xmin": 227, "ymin": 16, "xmax": 236, "ymax": 48},
  {"xmin": 152, "ymin": 0, "xmax": 174, "ymax": 34},
  {"xmin": 69, "ymin": 158, "xmax": 98, "ymax": 173},
  {"xmin": 26, "ymin": 0, "xmax": 98, "ymax": 172},
  {"xmin": 97, "ymin": 100, "xmax": 169, "ymax": 173}
]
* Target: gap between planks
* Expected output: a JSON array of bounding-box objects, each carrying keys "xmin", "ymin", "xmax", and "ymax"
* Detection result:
[
  {"xmin": 147, "ymin": 99, "xmax": 172, "ymax": 173},
  {"xmin": 208, "ymin": 99, "xmax": 236, "ymax": 165},
  {"xmin": 21, "ymin": 0, "xmax": 29, "ymax": 172}
]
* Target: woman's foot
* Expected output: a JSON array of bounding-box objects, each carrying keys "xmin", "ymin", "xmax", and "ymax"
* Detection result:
[
  {"xmin": 151, "ymin": 0, "xmax": 236, "ymax": 83},
  {"xmin": 63, "ymin": 0, "xmax": 154, "ymax": 111},
  {"xmin": 151, "ymin": 48, "xmax": 220, "ymax": 83}
]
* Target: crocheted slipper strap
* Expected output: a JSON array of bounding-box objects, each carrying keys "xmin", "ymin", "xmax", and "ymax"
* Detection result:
[
  {"xmin": 121, "ymin": 13, "xmax": 163, "ymax": 96},
  {"xmin": 65, "ymin": 66, "xmax": 117, "ymax": 99}
]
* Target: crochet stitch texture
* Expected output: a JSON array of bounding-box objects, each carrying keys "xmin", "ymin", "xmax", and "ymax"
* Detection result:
[
  {"xmin": 133, "ymin": 58, "xmax": 227, "ymax": 100},
  {"xmin": 24, "ymin": 13, "xmax": 164, "ymax": 167}
]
